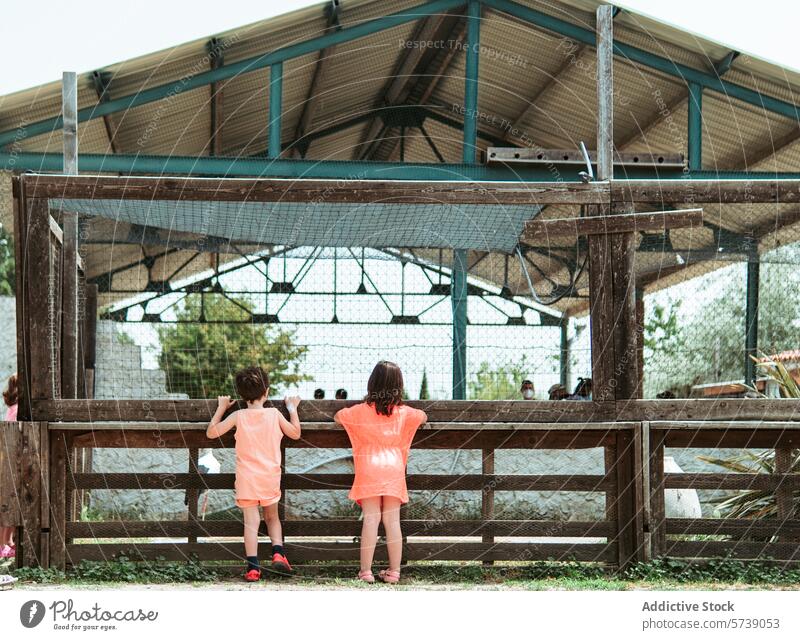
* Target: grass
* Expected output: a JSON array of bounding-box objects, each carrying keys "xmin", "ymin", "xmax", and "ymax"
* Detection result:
[{"xmin": 5, "ymin": 557, "xmax": 800, "ymax": 590}]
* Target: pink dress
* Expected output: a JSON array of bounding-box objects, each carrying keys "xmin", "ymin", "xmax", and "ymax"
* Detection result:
[
  {"xmin": 234, "ymin": 408, "xmax": 283, "ymax": 506},
  {"xmin": 337, "ymin": 403, "xmax": 426, "ymax": 504},
  {"xmin": 4, "ymin": 404, "xmax": 17, "ymax": 421}
]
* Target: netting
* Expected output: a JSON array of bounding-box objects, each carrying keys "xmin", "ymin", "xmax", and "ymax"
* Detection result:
[{"xmin": 53, "ymin": 198, "xmax": 538, "ymax": 253}]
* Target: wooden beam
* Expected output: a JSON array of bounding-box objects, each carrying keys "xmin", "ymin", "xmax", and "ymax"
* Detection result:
[
  {"xmin": 22, "ymin": 174, "xmax": 610, "ymax": 205},
  {"xmin": 26, "ymin": 199, "xmax": 55, "ymax": 402},
  {"xmin": 33, "ymin": 398, "xmax": 618, "ymax": 423},
  {"xmin": 524, "ymin": 208, "xmax": 702, "ymax": 238},
  {"xmin": 612, "ymin": 179, "xmax": 800, "ymax": 204}
]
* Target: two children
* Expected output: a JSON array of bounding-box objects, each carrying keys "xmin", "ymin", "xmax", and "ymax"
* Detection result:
[{"xmin": 210, "ymin": 360, "xmax": 425, "ymax": 584}]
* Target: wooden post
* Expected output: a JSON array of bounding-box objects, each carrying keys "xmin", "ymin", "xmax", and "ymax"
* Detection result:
[
  {"xmin": 12, "ymin": 184, "xmax": 32, "ymax": 420},
  {"xmin": 648, "ymin": 429, "xmax": 666, "ymax": 558},
  {"xmin": 18, "ymin": 423, "xmax": 45, "ymax": 567},
  {"xmin": 82, "ymin": 283, "xmax": 98, "ymax": 399},
  {"xmin": 187, "ymin": 448, "xmax": 199, "ymax": 543},
  {"xmin": 49, "ymin": 431, "xmax": 69, "ymax": 571},
  {"xmin": 481, "ymin": 447, "xmax": 495, "ymax": 566},
  {"xmin": 26, "ymin": 199, "xmax": 56, "ymax": 407},
  {"xmin": 775, "ymin": 448, "xmax": 795, "ymax": 542},
  {"xmin": 61, "ymin": 71, "xmax": 80, "ymax": 400}
]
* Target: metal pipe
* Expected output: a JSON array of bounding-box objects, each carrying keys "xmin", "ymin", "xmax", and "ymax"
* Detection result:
[
  {"xmin": 268, "ymin": 62, "xmax": 284, "ymax": 159},
  {"xmin": 688, "ymin": 82, "xmax": 703, "ymax": 172}
]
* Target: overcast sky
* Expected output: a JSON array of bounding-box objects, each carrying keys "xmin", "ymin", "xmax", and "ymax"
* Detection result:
[{"xmin": 0, "ymin": 0, "xmax": 797, "ymax": 97}]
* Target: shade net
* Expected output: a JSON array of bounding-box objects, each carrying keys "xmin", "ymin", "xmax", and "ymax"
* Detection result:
[{"xmin": 51, "ymin": 198, "xmax": 538, "ymax": 253}]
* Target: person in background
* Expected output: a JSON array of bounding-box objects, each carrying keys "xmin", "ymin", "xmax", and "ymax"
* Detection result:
[
  {"xmin": 314, "ymin": 388, "xmax": 325, "ymax": 400},
  {"xmin": 520, "ymin": 379, "xmax": 535, "ymax": 400},
  {"xmin": 207, "ymin": 366, "xmax": 302, "ymax": 581},
  {"xmin": 1, "ymin": 374, "xmax": 18, "ymax": 559},
  {"xmin": 335, "ymin": 361, "xmax": 427, "ymax": 584},
  {"xmin": 547, "ymin": 383, "xmax": 568, "ymax": 401},
  {"xmin": 335, "ymin": 388, "xmax": 348, "ymax": 400}
]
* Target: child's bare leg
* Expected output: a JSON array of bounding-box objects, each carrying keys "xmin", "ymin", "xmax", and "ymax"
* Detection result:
[
  {"xmin": 241, "ymin": 506, "xmax": 261, "ymax": 557},
  {"xmin": 381, "ymin": 497, "xmax": 403, "ymax": 572},
  {"xmin": 262, "ymin": 503, "xmax": 283, "ymax": 547},
  {"xmin": 0, "ymin": 526, "xmax": 13, "ymax": 546},
  {"xmin": 359, "ymin": 497, "xmax": 382, "ymax": 573}
]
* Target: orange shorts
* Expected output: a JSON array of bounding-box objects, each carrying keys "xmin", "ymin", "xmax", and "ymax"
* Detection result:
[{"xmin": 236, "ymin": 495, "xmax": 281, "ymax": 508}]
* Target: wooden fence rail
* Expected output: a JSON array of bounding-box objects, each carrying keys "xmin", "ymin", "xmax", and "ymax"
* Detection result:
[{"xmin": 3, "ymin": 416, "xmax": 799, "ymax": 571}]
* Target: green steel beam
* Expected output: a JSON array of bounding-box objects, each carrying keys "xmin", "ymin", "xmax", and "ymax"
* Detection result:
[
  {"xmin": 462, "ymin": 0, "xmax": 481, "ymax": 163},
  {"xmin": 268, "ymin": 62, "xmax": 284, "ymax": 159},
  {"xmin": 7, "ymin": 151, "xmax": 800, "ymax": 181},
  {"xmin": 7, "ymin": 152, "xmax": 800, "ymax": 180},
  {"xmin": 451, "ymin": 248, "xmax": 469, "ymax": 399},
  {"xmin": 688, "ymin": 82, "xmax": 703, "ymax": 172},
  {"xmin": 451, "ymin": 0, "xmax": 479, "ymax": 399},
  {"xmin": 0, "ymin": 0, "xmax": 465, "ymax": 148},
  {"xmin": 484, "ymin": 0, "xmax": 800, "ymax": 121}
]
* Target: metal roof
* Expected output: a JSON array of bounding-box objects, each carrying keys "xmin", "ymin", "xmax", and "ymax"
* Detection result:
[{"xmin": 1, "ymin": 0, "xmax": 799, "ymax": 313}]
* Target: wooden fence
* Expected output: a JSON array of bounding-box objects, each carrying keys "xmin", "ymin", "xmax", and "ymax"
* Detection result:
[{"xmin": 3, "ymin": 398, "xmax": 799, "ymax": 571}]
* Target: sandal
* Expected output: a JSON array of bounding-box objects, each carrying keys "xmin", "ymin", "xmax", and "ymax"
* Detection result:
[
  {"xmin": 357, "ymin": 570, "xmax": 375, "ymax": 583},
  {"xmin": 377, "ymin": 569, "xmax": 400, "ymax": 584}
]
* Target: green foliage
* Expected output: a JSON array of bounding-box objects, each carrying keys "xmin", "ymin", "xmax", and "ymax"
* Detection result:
[
  {"xmin": 12, "ymin": 558, "xmax": 220, "ymax": 583},
  {"xmin": 623, "ymin": 557, "xmax": 800, "ymax": 584},
  {"xmin": 419, "ymin": 368, "xmax": 430, "ymax": 400},
  {"xmin": 157, "ymin": 295, "xmax": 309, "ymax": 398},
  {"xmin": 645, "ymin": 251, "xmax": 800, "ymax": 396},
  {"xmin": 0, "ymin": 224, "xmax": 15, "ymax": 296},
  {"xmin": 468, "ymin": 356, "xmax": 531, "ymax": 400}
]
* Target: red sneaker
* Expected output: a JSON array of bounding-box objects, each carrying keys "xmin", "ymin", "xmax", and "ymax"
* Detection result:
[
  {"xmin": 244, "ymin": 568, "xmax": 261, "ymax": 582},
  {"xmin": 271, "ymin": 553, "xmax": 292, "ymax": 575}
]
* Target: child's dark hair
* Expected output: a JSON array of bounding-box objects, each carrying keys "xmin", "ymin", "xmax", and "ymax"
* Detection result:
[
  {"xmin": 3, "ymin": 374, "xmax": 18, "ymax": 408},
  {"xmin": 235, "ymin": 367, "xmax": 269, "ymax": 402},
  {"xmin": 366, "ymin": 361, "xmax": 404, "ymax": 416}
]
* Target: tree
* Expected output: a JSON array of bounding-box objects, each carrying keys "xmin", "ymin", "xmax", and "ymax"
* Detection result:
[
  {"xmin": 157, "ymin": 295, "xmax": 309, "ymax": 398},
  {"xmin": 419, "ymin": 368, "xmax": 430, "ymax": 400},
  {"xmin": 644, "ymin": 247, "xmax": 800, "ymax": 396},
  {"xmin": 0, "ymin": 224, "xmax": 14, "ymax": 296},
  {"xmin": 468, "ymin": 356, "xmax": 531, "ymax": 400}
]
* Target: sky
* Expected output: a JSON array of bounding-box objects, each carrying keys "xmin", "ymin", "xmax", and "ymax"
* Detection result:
[{"xmin": 0, "ymin": 0, "xmax": 798, "ymax": 96}]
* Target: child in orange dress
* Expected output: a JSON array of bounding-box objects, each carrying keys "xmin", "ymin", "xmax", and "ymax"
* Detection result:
[
  {"xmin": 334, "ymin": 361, "xmax": 427, "ymax": 584},
  {"xmin": 207, "ymin": 366, "xmax": 301, "ymax": 581}
]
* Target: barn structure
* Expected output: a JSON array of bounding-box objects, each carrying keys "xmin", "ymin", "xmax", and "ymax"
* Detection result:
[{"xmin": 1, "ymin": 0, "xmax": 800, "ymax": 572}]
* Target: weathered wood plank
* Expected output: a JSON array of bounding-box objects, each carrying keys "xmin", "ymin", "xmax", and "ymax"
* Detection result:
[
  {"xmin": 66, "ymin": 540, "xmax": 615, "ymax": 563},
  {"xmin": 649, "ymin": 428, "xmax": 666, "ymax": 558},
  {"xmin": 481, "ymin": 447, "xmax": 495, "ymax": 565},
  {"xmin": 774, "ymin": 448, "xmax": 796, "ymax": 542},
  {"xmin": 667, "ymin": 518, "xmax": 800, "ymax": 537},
  {"xmin": 48, "ymin": 431, "xmax": 69, "ymax": 570},
  {"xmin": 61, "ymin": 209, "xmax": 79, "ymax": 400},
  {"xmin": 67, "ymin": 518, "xmax": 614, "ymax": 539},
  {"xmin": 22, "ymin": 174, "xmax": 610, "ymax": 205},
  {"xmin": 0, "ymin": 422, "xmax": 21, "ymax": 528},
  {"xmin": 26, "ymin": 199, "xmax": 55, "ymax": 402},
  {"xmin": 665, "ymin": 473, "xmax": 800, "ymax": 490},
  {"xmin": 524, "ymin": 208, "xmax": 703, "ymax": 239},
  {"xmin": 69, "ymin": 472, "xmax": 615, "ymax": 492},
  {"xmin": 613, "ymin": 180, "xmax": 800, "ymax": 204},
  {"xmin": 666, "ymin": 540, "xmax": 800, "ymax": 561},
  {"xmin": 65, "ymin": 428, "xmax": 617, "ymax": 450},
  {"xmin": 18, "ymin": 422, "xmax": 44, "ymax": 567},
  {"xmin": 12, "ymin": 186, "xmax": 31, "ymax": 419},
  {"xmin": 33, "ymin": 399, "xmax": 617, "ymax": 423}
]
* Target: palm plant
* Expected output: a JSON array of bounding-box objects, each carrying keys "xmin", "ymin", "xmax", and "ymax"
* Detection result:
[{"xmin": 697, "ymin": 355, "xmax": 800, "ymax": 524}]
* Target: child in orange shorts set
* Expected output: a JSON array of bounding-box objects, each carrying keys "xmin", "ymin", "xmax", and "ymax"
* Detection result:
[
  {"xmin": 335, "ymin": 360, "xmax": 427, "ymax": 584},
  {"xmin": 207, "ymin": 366, "xmax": 302, "ymax": 581}
]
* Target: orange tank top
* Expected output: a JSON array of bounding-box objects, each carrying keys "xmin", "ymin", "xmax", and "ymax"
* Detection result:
[{"xmin": 234, "ymin": 408, "xmax": 283, "ymax": 499}]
